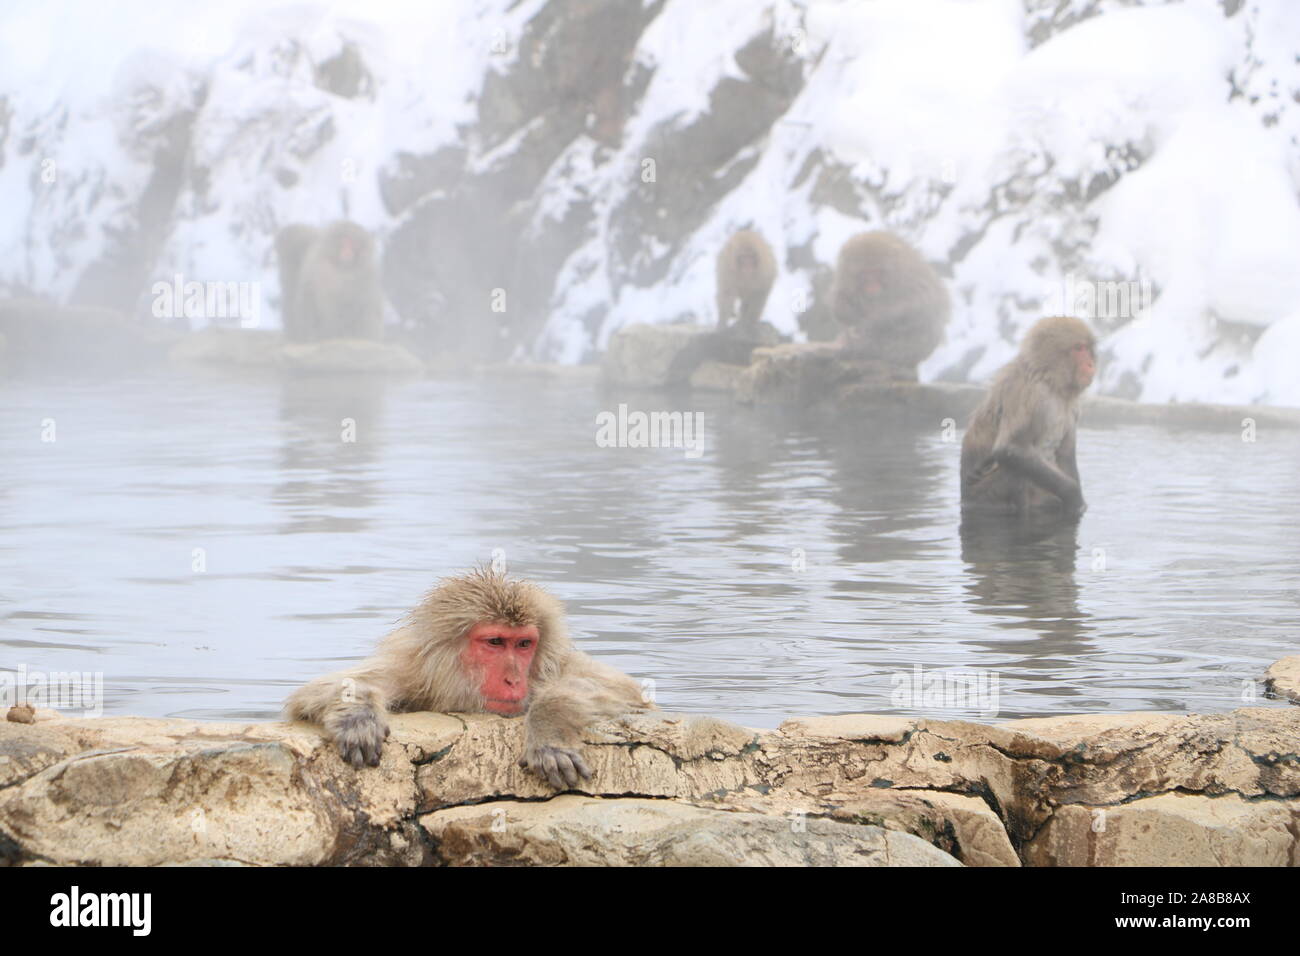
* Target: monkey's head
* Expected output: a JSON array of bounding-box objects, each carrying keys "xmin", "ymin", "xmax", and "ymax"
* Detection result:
[
  {"xmin": 1023, "ymin": 315, "xmax": 1097, "ymax": 393},
  {"xmin": 841, "ymin": 232, "xmax": 922, "ymax": 301},
  {"xmin": 408, "ymin": 567, "xmax": 572, "ymax": 716}
]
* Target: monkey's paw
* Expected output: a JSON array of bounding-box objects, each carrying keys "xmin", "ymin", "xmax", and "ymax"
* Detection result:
[
  {"xmin": 332, "ymin": 711, "xmax": 390, "ymax": 768},
  {"xmin": 519, "ymin": 744, "xmax": 592, "ymax": 789}
]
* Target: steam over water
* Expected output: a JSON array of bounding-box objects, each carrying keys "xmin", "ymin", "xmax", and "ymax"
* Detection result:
[{"xmin": 2, "ymin": 371, "xmax": 1297, "ymax": 728}]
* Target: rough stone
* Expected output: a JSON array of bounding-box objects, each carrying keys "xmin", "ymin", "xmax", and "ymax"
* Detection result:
[
  {"xmin": 169, "ymin": 327, "xmax": 284, "ymax": 366},
  {"xmin": 689, "ymin": 359, "xmax": 747, "ymax": 392},
  {"xmin": 1265, "ymin": 656, "xmax": 1300, "ymax": 704},
  {"xmin": 1024, "ymin": 793, "xmax": 1298, "ymax": 867},
  {"xmin": 734, "ymin": 341, "xmax": 899, "ymax": 405},
  {"xmin": 826, "ymin": 790, "xmax": 1021, "ymax": 868},
  {"xmin": 2, "ymin": 684, "xmax": 1298, "ymax": 867},
  {"xmin": 601, "ymin": 322, "xmax": 712, "ymax": 388},
  {"xmin": 0, "ymin": 713, "xmax": 461, "ymax": 866},
  {"xmin": 422, "ymin": 795, "xmax": 961, "ymax": 866}
]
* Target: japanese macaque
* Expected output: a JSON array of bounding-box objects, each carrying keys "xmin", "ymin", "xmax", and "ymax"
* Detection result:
[
  {"xmin": 286, "ymin": 567, "xmax": 653, "ymax": 788},
  {"xmin": 275, "ymin": 221, "xmax": 383, "ymax": 342},
  {"xmin": 830, "ymin": 231, "xmax": 950, "ymax": 375},
  {"xmin": 716, "ymin": 230, "xmax": 777, "ymax": 330},
  {"xmin": 960, "ymin": 315, "xmax": 1098, "ymax": 516}
]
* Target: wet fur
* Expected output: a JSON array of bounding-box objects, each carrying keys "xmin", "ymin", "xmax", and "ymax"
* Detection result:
[{"xmin": 960, "ymin": 315, "xmax": 1097, "ymax": 515}]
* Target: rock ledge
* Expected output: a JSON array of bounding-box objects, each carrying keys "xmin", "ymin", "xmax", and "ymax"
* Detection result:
[{"xmin": 2, "ymin": 689, "xmax": 1297, "ymax": 867}]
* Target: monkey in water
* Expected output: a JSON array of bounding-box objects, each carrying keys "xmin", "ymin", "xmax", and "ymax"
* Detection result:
[
  {"xmin": 830, "ymin": 231, "xmax": 950, "ymax": 376},
  {"xmin": 286, "ymin": 567, "xmax": 654, "ymax": 788},
  {"xmin": 960, "ymin": 315, "xmax": 1098, "ymax": 517},
  {"xmin": 716, "ymin": 230, "xmax": 776, "ymax": 331},
  {"xmin": 275, "ymin": 221, "xmax": 384, "ymax": 342}
]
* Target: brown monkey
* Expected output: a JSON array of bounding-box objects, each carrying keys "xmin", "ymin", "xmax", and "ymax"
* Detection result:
[
  {"xmin": 275, "ymin": 221, "xmax": 383, "ymax": 342},
  {"xmin": 830, "ymin": 231, "xmax": 950, "ymax": 374},
  {"xmin": 960, "ymin": 315, "xmax": 1097, "ymax": 516},
  {"xmin": 286, "ymin": 567, "xmax": 653, "ymax": 787},
  {"xmin": 716, "ymin": 229, "xmax": 776, "ymax": 330}
]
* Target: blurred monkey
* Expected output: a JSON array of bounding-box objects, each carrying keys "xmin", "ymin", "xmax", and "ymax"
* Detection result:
[
  {"xmin": 716, "ymin": 230, "xmax": 776, "ymax": 330},
  {"xmin": 830, "ymin": 231, "xmax": 949, "ymax": 376},
  {"xmin": 275, "ymin": 221, "xmax": 383, "ymax": 341}
]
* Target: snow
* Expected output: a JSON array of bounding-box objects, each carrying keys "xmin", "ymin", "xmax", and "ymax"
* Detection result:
[{"xmin": 2, "ymin": 0, "xmax": 1299, "ymax": 406}]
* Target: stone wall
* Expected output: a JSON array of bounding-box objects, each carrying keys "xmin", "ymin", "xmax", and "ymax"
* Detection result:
[{"xmin": 2, "ymin": 657, "xmax": 1297, "ymax": 867}]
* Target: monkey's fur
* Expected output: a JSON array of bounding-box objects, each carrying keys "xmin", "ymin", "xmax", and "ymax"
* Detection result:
[
  {"xmin": 286, "ymin": 567, "xmax": 653, "ymax": 787},
  {"xmin": 830, "ymin": 231, "xmax": 949, "ymax": 373},
  {"xmin": 275, "ymin": 221, "xmax": 383, "ymax": 342},
  {"xmin": 960, "ymin": 315, "xmax": 1097, "ymax": 516},
  {"xmin": 716, "ymin": 230, "xmax": 777, "ymax": 330}
]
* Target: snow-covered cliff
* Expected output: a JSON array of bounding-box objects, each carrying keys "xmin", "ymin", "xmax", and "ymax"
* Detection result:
[{"xmin": 1, "ymin": 0, "xmax": 1297, "ymax": 404}]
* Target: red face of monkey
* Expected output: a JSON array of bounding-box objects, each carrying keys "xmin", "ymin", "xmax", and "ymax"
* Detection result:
[
  {"xmin": 1071, "ymin": 341, "xmax": 1096, "ymax": 388},
  {"xmin": 335, "ymin": 236, "xmax": 357, "ymax": 265},
  {"xmin": 461, "ymin": 621, "xmax": 539, "ymax": 715},
  {"xmin": 857, "ymin": 267, "xmax": 884, "ymax": 296}
]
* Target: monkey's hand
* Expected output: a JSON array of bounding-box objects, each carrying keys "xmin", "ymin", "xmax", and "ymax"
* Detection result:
[
  {"xmin": 330, "ymin": 709, "xmax": 390, "ymax": 768},
  {"xmin": 519, "ymin": 744, "xmax": 592, "ymax": 789}
]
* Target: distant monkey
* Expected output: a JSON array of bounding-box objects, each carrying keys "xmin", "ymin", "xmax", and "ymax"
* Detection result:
[
  {"xmin": 275, "ymin": 221, "xmax": 383, "ymax": 342},
  {"xmin": 716, "ymin": 230, "xmax": 776, "ymax": 330},
  {"xmin": 960, "ymin": 315, "xmax": 1098, "ymax": 516},
  {"xmin": 830, "ymin": 231, "xmax": 949, "ymax": 374},
  {"xmin": 286, "ymin": 567, "xmax": 654, "ymax": 788}
]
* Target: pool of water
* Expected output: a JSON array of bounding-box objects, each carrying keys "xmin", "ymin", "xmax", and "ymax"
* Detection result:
[{"xmin": 1, "ymin": 368, "xmax": 1296, "ymax": 728}]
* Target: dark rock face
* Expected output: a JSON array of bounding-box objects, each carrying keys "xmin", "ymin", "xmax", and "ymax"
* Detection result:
[{"xmin": 381, "ymin": 5, "xmax": 806, "ymax": 362}]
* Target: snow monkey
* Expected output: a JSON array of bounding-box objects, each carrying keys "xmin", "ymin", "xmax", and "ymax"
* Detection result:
[
  {"xmin": 960, "ymin": 315, "xmax": 1098, "ymax": 517},
  {"xmin": 830, "ymin": 231, "xmax": 950, "ymax": 375},
  {"xmin": 286, "ymin": 567, "xmax": 654, "ymax": 788},
  {"xmin": 275, "ymin": 221, "xmax": 383, "ymax": 342},
  {"xmin": 716, "ymin": 229, "xmax": 777, "ymax": 330}
]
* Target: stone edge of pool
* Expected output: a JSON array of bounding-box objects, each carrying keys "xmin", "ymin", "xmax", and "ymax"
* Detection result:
[{"xmin": 1, "ymin": 654, "xmax": 1297, "ymax": 867}]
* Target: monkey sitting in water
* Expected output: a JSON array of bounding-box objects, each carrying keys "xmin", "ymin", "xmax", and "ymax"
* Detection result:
[
  {"xmin": 286, "ymin": 567, "xmax": 654, "ymax": 788},
  {"xmin": 961, "ymin": 315, "xmax": 1098, "ymax": 517},
  {"xmin": 275, "ymin": 221, "xmax": 384, "ymax": 342}
]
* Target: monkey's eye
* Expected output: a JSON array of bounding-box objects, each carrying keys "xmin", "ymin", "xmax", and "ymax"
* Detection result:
[
  {"xmin": 487, "ymin": 637, "xmax": 506, "ymax": 646},
  {"xmin": 517, "ymin": 639, "xmax": 533, "ymax": 649}
]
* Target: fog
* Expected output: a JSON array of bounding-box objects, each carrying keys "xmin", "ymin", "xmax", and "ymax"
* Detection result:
[{"xmin": 1, "ymin": 0, "xmax": 1298, "ymax": 731}]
